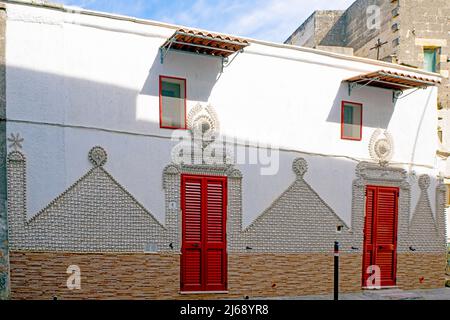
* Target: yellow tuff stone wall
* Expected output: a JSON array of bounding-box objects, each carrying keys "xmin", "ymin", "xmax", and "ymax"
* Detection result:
[
  {"xmin": 396, "ymin": 253, "xmax": 447, "ymax": 290},
  {"xmin": 9, "ymin": 252, "xmax": 446, "ymax": 300},
  {"xmin": 10, "ymin": 251, "xmax": 362, "ymax": 300}
]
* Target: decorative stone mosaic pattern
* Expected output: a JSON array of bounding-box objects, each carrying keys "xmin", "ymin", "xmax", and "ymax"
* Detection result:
[
  {"xmin": 409, "ymin": 175, "xmax": 443, "ymax": 252},
  {"xmin": 352, "ymin": 163, "xmax": 447, "ymax": 254},
  {"xmin": 7, "ymin": 149, "xmax": 172, "ymax": 253},
  {"xmin": 6, "ymin": 148, "xmax": 447, "ymax": 257},
  {"xmin": 352, "ymin": 162, "xmax": 411, "ymax": 254},
  {"xmin": 239, "ymin": 158, "xmax": 352, "ymax": 253}
]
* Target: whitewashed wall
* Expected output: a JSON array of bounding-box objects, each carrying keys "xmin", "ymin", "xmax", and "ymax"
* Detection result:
[{"xmin": 5, "ymin": 3, "xmax": 441, "ymax": 227}]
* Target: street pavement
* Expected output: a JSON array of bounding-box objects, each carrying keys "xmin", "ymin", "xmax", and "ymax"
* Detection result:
[
  {"xmin": 280, "ymin": 288, "xmax": 450, "ymax": 300},
  {"xmin": 253, "ymin": 288, "xmax": 450, "ymax": 300}
]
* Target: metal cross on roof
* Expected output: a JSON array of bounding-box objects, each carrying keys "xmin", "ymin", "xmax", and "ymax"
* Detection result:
[{"xmin": 370, "ymin": 38, "xmax": 388, "ymax": 60}]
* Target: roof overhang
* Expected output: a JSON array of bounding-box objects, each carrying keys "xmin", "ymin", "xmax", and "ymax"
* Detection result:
[
  {"xmin": 345, "ymin": 70, "xmax": 441, "ymax": 103},
  {"xmin": 160, "ymin": 28, "xmax": 250, "ymax": 66}
]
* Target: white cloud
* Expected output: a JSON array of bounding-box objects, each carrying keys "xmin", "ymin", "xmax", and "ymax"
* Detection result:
[{"xmin": 221, "ymin": 0, "xmax": 355, "ymax": 42}]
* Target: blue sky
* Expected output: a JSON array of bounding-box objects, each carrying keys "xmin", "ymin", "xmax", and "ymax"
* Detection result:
[{"xmin": 58, "ymin": 0, "xmax": 355, "ymax": 42}]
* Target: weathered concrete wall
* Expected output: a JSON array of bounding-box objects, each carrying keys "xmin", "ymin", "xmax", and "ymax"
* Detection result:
[
  {"xmin": 314, "ymin": 11, "xmax": 346, "ymax": 47},
  {"xmin": 285, "ymin": 11, "xmax": 344, "ymax": 48},
  {"xmin": 398, "ymin": 0, "xmax": 450, "ymax": 153},
  {"xmin": 0, "ymin": 2, "xmax": 8, "ymax": 300},
  {"xmin": 320, "ymin": 0, "xmax": 395, "ymax": 61},
  {"xmin": 284, "ymin": 11, "xmax": 316, "ymax": 47},
  {"xmin": 317, "ymin": 45, "xmax": 354, "ymax": 56}
]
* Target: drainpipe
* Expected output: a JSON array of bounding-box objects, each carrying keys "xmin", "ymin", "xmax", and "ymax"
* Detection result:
[{"xmin": 0, "ymin": 2, "xmax": 9, "ymax": 300}]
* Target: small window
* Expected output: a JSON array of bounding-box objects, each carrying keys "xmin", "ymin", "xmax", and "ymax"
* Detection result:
[
  {"xmin": 391, "ymin": 23, "xmax": 399, "ymax": 32},
  {"xmin": 423, "ymin": 48, "xmax": 440, "ymax": 73},
  {"xmin": 341, "ymin": 101, "xmax": 363, "ymax": 141},
  {"xmin": 392, "ymin": 38, "xmax": 400, "ymax": 47},
  {"xmin": 160, "ymin": 76, "xmax": 186, "ymax": 129},
  {"xmin": 391, "ymin": 7, "xmax": 399, "ymax": 17}
]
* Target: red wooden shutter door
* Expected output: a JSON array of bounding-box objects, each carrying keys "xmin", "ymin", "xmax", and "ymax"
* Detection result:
[
  {"xmin": 205, "ymin": 178, "xmax": 227, "ymax": 291},
  {"xmin": 375, "ymin": 187, "xmax": 398, "ymax": 287},
  {"xmin": 362, "ymin": 186, "xmax": 398, "ymax": 288},
  {"xmin": 362, "ymin": 186, "xmax": 376, "ymax": 286},
  {"xmin": 181, "ymin": 176, "xmax": 203, "ymax": 292},
  {"xmin": 181, "ymin": 175, "xmax": 227, "ymax": 292}
]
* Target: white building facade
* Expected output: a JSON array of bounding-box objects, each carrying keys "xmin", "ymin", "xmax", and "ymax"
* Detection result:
[{"xmin": 0, "ymin": 1, "xmax": 447, "ymax": 299}]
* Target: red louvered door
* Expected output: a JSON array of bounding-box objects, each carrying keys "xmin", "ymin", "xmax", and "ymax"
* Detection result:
[
  {"xmin": 181, "ymin": 175, "xmax": 227, "ymax": 292},
  {"xmin": 362, "ymin": 187, "xmax": 376, "ymax": 287},
  {"xmin": 362, "ymin": 186, "xmax": 399, "ymax": 287},
  {"xmin": 181, "ymin": 176, "xmax": 203, "ymax": 292}
]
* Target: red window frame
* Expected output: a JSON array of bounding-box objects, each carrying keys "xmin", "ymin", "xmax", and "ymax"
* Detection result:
[
  {"xmin": 159, "ymin": 75, "xmax": 187, "ymax": 130},
  {"xmin": 341, "ymin": 101, "xmax": 363, "ymax": 141}
]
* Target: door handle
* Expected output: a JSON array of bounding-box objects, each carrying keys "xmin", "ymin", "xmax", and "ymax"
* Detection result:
[{"xmin": 192, "ymin": 244, "xmax": 199, "ymax": 248}]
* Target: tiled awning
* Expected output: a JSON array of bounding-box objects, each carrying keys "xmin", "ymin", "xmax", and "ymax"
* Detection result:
[
  {"xmin": 160, "ymin": 28, "xmax": 249, "ymax": 64},
  {"xmin": 346, "ymin": 70, "xmax": 440, "ymax": 102},
  {"xmin": 346, "ymin": 70, "xmax": 440, "ymax": 91}
]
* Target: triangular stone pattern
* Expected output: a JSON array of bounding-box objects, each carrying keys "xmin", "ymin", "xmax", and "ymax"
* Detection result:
[
  {"xmin": 7, "ymin": 149, "xmax": 170, "ymax": 253},
  {"xmin": 242, "ymin": 176, "xmax": 351, "ymax": 253},
  {"xmin": 7, "ymin": 148, "xmax": 447, "ymax": 255},
  {"xmin": 409, "ymin": 175, "xmax": 441, "ymax": 252}
]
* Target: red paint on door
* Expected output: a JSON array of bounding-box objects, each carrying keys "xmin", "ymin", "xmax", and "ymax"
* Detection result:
[
  {"xmin": 181, "ymin": 175, "xmax": 227, "ymax": 292},
  {"xmin": 362, "ymin": 186, "xmax": 399, "ymax": 287}
]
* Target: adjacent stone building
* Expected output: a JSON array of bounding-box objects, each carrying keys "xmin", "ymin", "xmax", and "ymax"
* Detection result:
[{"xmin": 285, "ymin": 0, "xmax": 450, "ymax": 242}]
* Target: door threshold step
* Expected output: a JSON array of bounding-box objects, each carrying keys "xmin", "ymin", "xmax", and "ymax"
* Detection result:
[
  {"xmin": 180, "ymin": 291, "xmax": 229, "ymax": 295},
  {"xmin": 362, "ymin": 286, "xmax": 400, "ymax": 290},
  {"xmin": 362, "ymin": 288, "xmax": 423, "ymax": 300}
]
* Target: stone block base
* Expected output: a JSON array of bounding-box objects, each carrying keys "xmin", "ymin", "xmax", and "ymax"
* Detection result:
[
  {"xmin": 9, "ymin": 251, "xmax": 446, "ymax": 299},
  {"xmin": 396, "ymin": 253, "xmax": 447, "ymax": 290}
]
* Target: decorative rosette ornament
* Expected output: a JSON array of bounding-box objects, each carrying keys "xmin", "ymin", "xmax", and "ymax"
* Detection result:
[
  {"xmin": 187, "ymin": 103, "xmax": 220, "ymax": 147},
  {"xmin": 369, "ymin": 129, "xmax": 394, "ymax": 166},
  {"xmin": 89, "ymin": 146, "xmax": 108, "ymax": 167}
]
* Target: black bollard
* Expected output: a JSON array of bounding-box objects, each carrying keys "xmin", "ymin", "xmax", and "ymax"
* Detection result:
[{"xmin": 334, "ymin": 241, "xmax": 339, "ymax": 301}]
